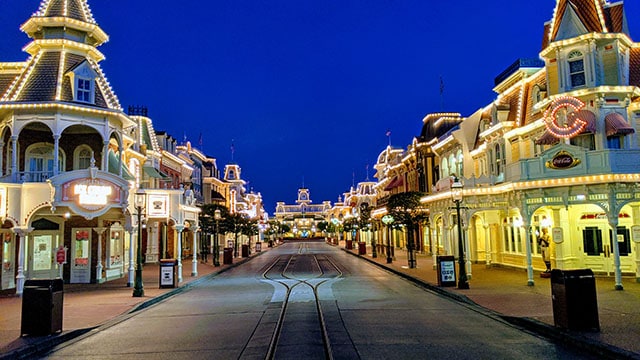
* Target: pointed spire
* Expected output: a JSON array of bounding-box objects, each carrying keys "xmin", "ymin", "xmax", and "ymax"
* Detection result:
[
  {"xmin": 548, "ymin": 0, "xmax": 608, "ymax": 43},
  {"xmin": 34, "ymin": 0, "xmax": 98, "ymax": 24}
]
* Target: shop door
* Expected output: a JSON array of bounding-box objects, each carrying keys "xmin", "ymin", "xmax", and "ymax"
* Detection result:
[
  {"xmin": 1, "ymin": 232, "xmax": 16, "ymax": 290},
  {"xmin": 582, "ymin": 226, "xmax": 620, "ymax": 275},
  {"xmin": 70, "ymin": 228, "xmax": 91, "ymax": 283},
  {"xmin": 28, "ymin": 233, "xmax": 59, "ymax": 279}
]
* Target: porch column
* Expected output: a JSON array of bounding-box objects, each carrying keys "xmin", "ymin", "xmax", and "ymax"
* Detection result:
[
  {"xmin": 175, "ymin": 224, "xmax": 185, "ymax": 282},
  {"xmin": 484, "ymin": 222, "xmax": 492, "ymax": 267},
  {"xmin": 522, "ymin": 219, "xmax": 534, "ymax": 286},
  {"xmin": 11, "ymin": 135, "xmax": 17, "ymax": 182},
  {"xmin": 101, "ymin": 140, "xmax": 109, "ymax": 171},
  {"xmin": 608, "ymin": 214, "xmax": 623, "ymax": 290},
  {"xmin": 463, "ymin": 222, "xmax": 472, "ymax": 280},
  {"xmin": 12, "ymin": 227, "xmax": 33, "ymax": 295},
  {"xmin": 430, "ymin": 224, "xmax": 437, "ymax": 270},
  {"xmin": 145, "ymin": 222, "xmax": 159, "ymax": 263},
  {"xmin": 0, "ymin": 140, "xmax": 5, "ymax": 176},
  {"xmin": 53, "ymin": 134, "xmax": 60, "ymax": 175},
  {"xmin": 118, "ymin": 146, "xmax": 124, "ymax": 176},
  {"xmin": 94, "ymin": 227, "xmax": 107, "ymax": 283},
  {"xmin": 192, "ymin": 228, "xmax": 200, "ymax": 276},
  {"xmin": 632, "ymin": 205, "xmax": 640, "ymax": 283},
  {"xmin": 126, "ymin": 226, "xmax": 135, "ymax": 287}
]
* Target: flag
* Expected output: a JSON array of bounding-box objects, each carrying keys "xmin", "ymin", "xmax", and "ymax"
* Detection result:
[
  {"xmin": 385, "ymin": 129, "xmax": 391, "ymax": 137},
  {"xmin": 198, "ymin": 132, "xmax": 203, "ymax": 147},
  {"xmin": 440, "ymin": 75, "xmax": 445, "ymax": 95}
]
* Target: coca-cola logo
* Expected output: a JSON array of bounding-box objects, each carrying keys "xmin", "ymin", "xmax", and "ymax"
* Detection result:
[{"xmin": 546, "ymin": 150, "xmax": 580, "ymax": 170}]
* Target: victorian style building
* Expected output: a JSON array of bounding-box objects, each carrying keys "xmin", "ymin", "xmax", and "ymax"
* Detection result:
[
  {"xmin": 373, "ymin": 0, "xmax": 640, "ymax": 289},
  {"xmin": 275, "ymin": 188, "xmax": 332, "ymax": 238},
  {"xmin": 0, "ymin": 0, "xmax": 265, "ymax": 295}
]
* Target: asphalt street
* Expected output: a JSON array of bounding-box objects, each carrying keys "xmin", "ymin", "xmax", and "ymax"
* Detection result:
[{"xmin": 37, "ymin": 242, "xmax": 596, "ymax": 360}]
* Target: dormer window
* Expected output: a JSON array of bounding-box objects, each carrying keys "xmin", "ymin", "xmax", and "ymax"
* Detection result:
[
  {"xmin": 66, "ymin": 61, "xmax": 97, "ymax": 104},
  {"xmin": 77, "ymin": 78, "xmax": 93, "ymax": 103},
  {"xmin": 568, "ymin": 50, "xmax": 585, "ymax": 88}
]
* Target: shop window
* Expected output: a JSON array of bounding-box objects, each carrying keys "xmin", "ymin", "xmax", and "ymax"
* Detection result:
[
  {"xmin": 609, "ymin": 227, "xmax": 631, "ymax": 256},
  {"xmin": 108, "ymin": 226, "xmax": 124, "ymax": 268},
  {"xmin": 582, "ymin": 226, "xmax": 602, "ymax": 256},
  {"xmin": 568, "ymin": 50, "xmax": 586, "ymax": 88}
]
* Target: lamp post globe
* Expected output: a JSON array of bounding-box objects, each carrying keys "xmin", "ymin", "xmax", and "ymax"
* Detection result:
[{"xmin": 451, "ymin": 178, "xmax": 469, "ymax": 290}]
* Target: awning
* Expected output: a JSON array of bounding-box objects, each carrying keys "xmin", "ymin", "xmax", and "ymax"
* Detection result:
[
  {"xmin": 108, "ymin": 151, "xmax": 135, "ymax": 180},
  {"xmin": 143, "ymin": 165, "xmax": 170, "ymax": 180},
  {"xmin": 535, "ymin": 110, "xmax": 596, "ymax": 145},
  {"xmin": 384, "ymin": 176, "xmax": 404, "ymax": 191},
  {"xmin": 211, "ymin": 190, "xmax": 225, "ymax": 201},
  {"xmin": 605, "ymin": 113, "xmax": 635, "ymax": 137}
]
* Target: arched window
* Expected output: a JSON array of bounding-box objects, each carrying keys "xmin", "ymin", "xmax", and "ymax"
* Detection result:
[
  {"xmin": 73, "ymin": 145, "xmax": 93, "ymax": 170},
  {"xmin": 568, "ymin": 50, "xmax": 586, "ymax": 88},
  {"xmin": 494, "ymin": 143, "xmax": 503, "ymax": 175},
  {"xmin": 26, "ymin": 143, "xmax": 64, "ymax": 181}
]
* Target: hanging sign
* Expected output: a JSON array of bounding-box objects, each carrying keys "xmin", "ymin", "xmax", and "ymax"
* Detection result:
[{"xmin": 62, "ymin": 178, "xmax": 121, "ymax": 211}]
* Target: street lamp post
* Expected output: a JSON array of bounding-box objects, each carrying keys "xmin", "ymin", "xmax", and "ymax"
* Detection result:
[
  {"xmin": 213, "ymin": 209, "xmax": 221, "ymax": 266},
  {"xmin": 382, "ymin": 214, "xmax": 394, "ymax": 264},
  {"xmin": 451, "ymin": 178, "xmax": 469, "ymax": 289},
  {"xmin": 133, "ymin": 190, "xmax": 146, "ymax": 297}
]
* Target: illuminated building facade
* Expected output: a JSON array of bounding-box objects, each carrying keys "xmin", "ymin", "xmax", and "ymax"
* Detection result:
[
  {"xmin": 275, "ymin": 188, "xmax": 331, "ymax": 238},
  {"xmin": 0, "ymin": 0, "xmax": 202, "ymax": 294},
  {"xmin": 408, "ymin": 0, "xmax": 640, "ymax": 288}
]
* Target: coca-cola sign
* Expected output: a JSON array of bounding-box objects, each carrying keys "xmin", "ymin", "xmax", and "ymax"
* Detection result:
[{"xmin": 546, "ymin": 150, "xmax": 581, "ymax": 169}]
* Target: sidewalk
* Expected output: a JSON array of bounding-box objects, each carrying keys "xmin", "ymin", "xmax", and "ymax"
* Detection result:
[
  {"xmin": 1, "ymin": 241, "xmax": 640, "ymax": 359},
  {"xmin": 340, "ymin": 241, "xmax": 640, "ymax": 359},
  {"xmin": 0, "ymin": 246, "xmax": 270, "ymax": 359}
]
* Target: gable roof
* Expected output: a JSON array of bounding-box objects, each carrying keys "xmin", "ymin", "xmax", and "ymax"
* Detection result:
[{"xmin": 543, "ymin": 0, "xmax": 630, "ymax": 49}]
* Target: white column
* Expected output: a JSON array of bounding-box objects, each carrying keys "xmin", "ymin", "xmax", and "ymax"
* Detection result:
[
  {"xmin": 431, "ymin": 226, "xmax": 438, "ymax": 270},
  {"xmin": 522, "ymin": 220, "xmax": 534, "ymax": 286},
  {"xmin": 145, "ymin": 222, "xmax": 159, "ymax": 263},
  {"xmin": 463, "ymin": 223, "xmax": 472, "ymax": 280},
  {"xmin": 127, "ymin": 227, "xmax": 135, "ymax": 287},
  {"xmin": 11, "ymin": 135, "xmax": 18, "ymax": 182},
  {"xmin": 0, "ymin": 140, "xmax": 5, "ymax": 176},
  {"xmin": 484, "ymin": 223, "xmax": 491, "ymax": 267},
  {"xmin": 191, "ymin": 228, "xmax": 199, "ymax": 276},
  {"xmin": 118, "ymin": 146, "xmax": 124, "ymax": 176},
  {"xmin": 53, "ymin": 134, "xmax": 60, "ymax": 175},
  {"xmin": 101, "ymin": 140, "xmax": 109, "ymax": 171},
  {"xmin": 12, "ymin": 227, "xmax": 32, "ymax": 295},
  {"xmin": 94, "ymin": 227, "xmax": 107, "ymax": 283},
  {"xmin": 175, "ymin": 225, "xmax": 185, "ymax": 282}
]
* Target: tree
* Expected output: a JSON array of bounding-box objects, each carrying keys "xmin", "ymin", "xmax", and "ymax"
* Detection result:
[
  {"xmin": 387, "ymin": 191, "xmax": 428, "ymax": 268},
  {"xmin": 223, "ymin": 212, "xmax": 247, "ymax": 257},
  {"xmin": 317, "ymin": 221, "xmax": 328, "ymax": 235}
]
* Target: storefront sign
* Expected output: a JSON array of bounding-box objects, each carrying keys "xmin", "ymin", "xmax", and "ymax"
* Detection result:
[
  {"xmin": 546, "ymin": 150, "xmax": 581, "ymax": 170},
  {"xmin": 62, "ymin": 178, "xmax": 121, "ymax": 211},
  {"xmin": 437, "ymin": 255, "xmax": 456, "ymax": 287},
  {"xmin": 544, "ymin": 96, "xmax": 587, "ymax": 138},
  {"xmin": 147, "ymin": 194, "xmax": 169, "ymax": 218},
  {"xmin": 552, "ymin": 227, "xmax": 564, "ymax": 244},
  {"xmin": 56, "ymin": 246, "xmax": 67, "ymax": 264}
]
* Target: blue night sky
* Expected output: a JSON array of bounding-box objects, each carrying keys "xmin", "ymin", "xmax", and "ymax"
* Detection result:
[{"xmin": 1, "ymin": 1, "xmax": 639, "ymax": 214}]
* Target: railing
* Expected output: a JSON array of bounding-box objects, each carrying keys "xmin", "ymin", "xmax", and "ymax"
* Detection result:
[{"xmin": 8, "ymin": 171, "xmax": 55, "ymax": 183}]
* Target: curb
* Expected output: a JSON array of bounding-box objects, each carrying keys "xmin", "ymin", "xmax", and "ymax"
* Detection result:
[{"xmin": 342, "ymin": 248, "xmax": 640, "ymax": 360}]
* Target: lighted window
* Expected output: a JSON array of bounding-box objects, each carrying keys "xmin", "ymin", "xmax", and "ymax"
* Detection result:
[
  {"xmin": 76, "ymin": 78, "xmax": 93, "ymax": 103},
  {"xmin": 26, "ymin": 144, "xmax": 65, "ymax": 181},
  {"xmin": 568, "ymin": 51, "xmax": 585, "ymax": 88}
]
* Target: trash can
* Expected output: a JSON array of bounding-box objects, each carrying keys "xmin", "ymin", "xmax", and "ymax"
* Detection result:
[
  {"xmin": 21, "ymin": 279, "xmax": 64, "ymax": 336},
  {"xmin": 550, "ymin": 269, "xmax": 600, "ymax": 331},
  {"xmin": 159, "ymin": 259, "xmax": 178, "ymax": 289},
  {"xmin": 346, "ymin": 240, "xmax": 353, "ymax": 250},
  {"xmin": 241, "ymin": 244, "xmax": 249, "ymax": 257},
  {"xmin": 223, "ymin": 247, "xmax": 233, "ymax": 264},
  {"xmin": 358, "ymin": 242, "xmax": 366, "ymax": 255}
]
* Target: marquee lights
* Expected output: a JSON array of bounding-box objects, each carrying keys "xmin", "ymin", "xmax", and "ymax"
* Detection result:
[{"xmin": 543, "ymin": 96, "xmax": 587, "ymax": 139}]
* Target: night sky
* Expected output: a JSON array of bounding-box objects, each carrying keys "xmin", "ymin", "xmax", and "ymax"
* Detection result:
[{"xmin": 1, "ymin": 1, "xmax": 639, "ymax": 214}]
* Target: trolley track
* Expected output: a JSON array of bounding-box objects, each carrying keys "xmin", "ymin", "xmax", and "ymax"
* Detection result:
[{"xmin": 239, "ymin": 243, "xmax": 348, "ymax": 359}]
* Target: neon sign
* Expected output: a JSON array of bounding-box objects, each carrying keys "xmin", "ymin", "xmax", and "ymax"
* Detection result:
[{"xmin": 543, "ymin": 96, "xmax": 587, "ymax": 139}]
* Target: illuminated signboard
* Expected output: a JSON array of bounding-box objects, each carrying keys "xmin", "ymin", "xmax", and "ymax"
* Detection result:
[
  {"xmin": 545, "ymin": 150, "xmax": 581, "ymax": 170},
  {"xmin": 62, "ymin": 178, "xmax": 121, "ymax": 211}
]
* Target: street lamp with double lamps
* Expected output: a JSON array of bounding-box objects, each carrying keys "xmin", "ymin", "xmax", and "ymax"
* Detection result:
[
  {"xmin": 382, "ymin": 214, "xmax": 394, "ymax": 264},
  {"xmin": 451, "ymin": 177, "xmax": 469, "ymax": 289},
  {"xmin": 213, "ymin": 209, "xmax": 221, "ymax": 266},
  {"xmin": 133, "ymin": 190, "xmax": 146, "ymax": 297}
]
